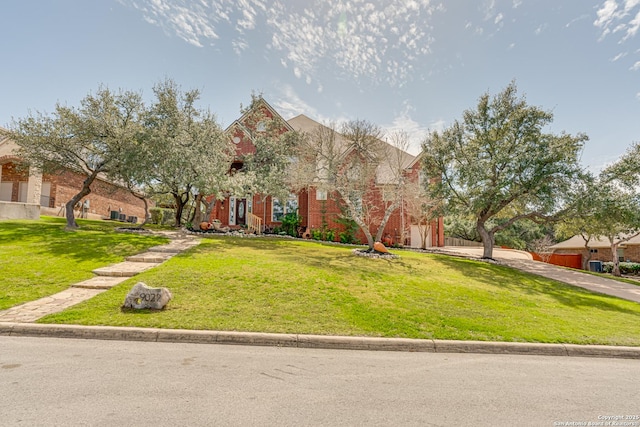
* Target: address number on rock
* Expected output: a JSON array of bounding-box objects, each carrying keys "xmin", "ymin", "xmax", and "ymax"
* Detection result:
[{"xmin": 139, "ymin": 293, "xmax": 160, "ymax": 302}]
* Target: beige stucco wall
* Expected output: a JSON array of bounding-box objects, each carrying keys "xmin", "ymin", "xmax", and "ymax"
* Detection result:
[{"xmin": 0, "ymin": 201, "xmax": 40, "ymax": 220}]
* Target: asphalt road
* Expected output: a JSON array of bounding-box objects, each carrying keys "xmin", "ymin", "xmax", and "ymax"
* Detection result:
[{"xmin": 1, "ymin": 336, "xmax": 639, "ymax": 427}]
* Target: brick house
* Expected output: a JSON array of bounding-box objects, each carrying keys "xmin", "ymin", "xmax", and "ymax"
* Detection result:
[
  {"xmin": 0, "ymin": 131, "xmax": 148, "ymax": 222},
  {"xmin": 551, "ymin": 235, "xmax": 640, "ymax": 264},
  {"xmin": 209, "ymin": 98, "xmax": 444, "ymax": 248}
]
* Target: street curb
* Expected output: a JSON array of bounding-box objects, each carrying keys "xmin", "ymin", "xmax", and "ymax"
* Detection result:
[{"xmin": 2, "ymin": 322, "xmax": 639, "ymax": 359}]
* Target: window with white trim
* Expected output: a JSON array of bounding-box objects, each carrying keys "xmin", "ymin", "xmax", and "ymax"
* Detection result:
[{"xmin": 272, "ymin": 193, "xmax": 298, "ymax": 222}]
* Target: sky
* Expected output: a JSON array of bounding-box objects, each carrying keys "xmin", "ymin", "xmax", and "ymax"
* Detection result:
[{"xmin": 1, "ymin": 0, "xmax": 639, "ymax": 171}]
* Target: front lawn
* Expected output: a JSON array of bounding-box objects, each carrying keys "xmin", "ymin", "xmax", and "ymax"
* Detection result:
[
  {"xmin": 39, "ymin": 236, "xmax": 640, "ymax": 346},
  {"xmin": 0, "ymin": 216, "xmax": 168, "ymax": 310}
]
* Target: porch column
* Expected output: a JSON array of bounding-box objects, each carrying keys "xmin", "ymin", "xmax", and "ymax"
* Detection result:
[{"xmin": 26, "ymin": 166, "xmax": 43, "ymax": 205}]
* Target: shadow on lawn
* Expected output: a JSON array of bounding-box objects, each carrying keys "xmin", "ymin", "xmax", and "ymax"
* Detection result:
[
  {"xmin": 433, "ymin": 255, "xmax": 640, "ymax": 316},
  {"xmin": 194, "ymin": 235, "xmax": 640, "ymax": 316},
  {"xmin": 198, "ymin": 235, "xmax": 377, "ymax": 272},
  {"xmin": 0, "ymin": 219, "xmax": 168, "ymax": 263}
]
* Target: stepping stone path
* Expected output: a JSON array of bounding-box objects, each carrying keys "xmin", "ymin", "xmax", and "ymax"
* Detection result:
[{"xmin": 0, "ymin": 236, "xmax": 200, "ymax": 323}]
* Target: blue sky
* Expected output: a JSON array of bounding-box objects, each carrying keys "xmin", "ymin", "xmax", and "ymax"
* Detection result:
[{"xmin": 2, "ymin": 0, "xmax": 639, "ymax": 170}]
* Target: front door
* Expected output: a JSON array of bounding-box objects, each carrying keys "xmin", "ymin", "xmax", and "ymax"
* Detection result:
[{"xmin": 236, "ymin": 198, "xmax": 246, "ymax": 226}]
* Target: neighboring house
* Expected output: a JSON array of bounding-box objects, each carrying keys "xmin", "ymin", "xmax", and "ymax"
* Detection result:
[
  {"xmin": 0, "ymin": 130, "xmax": 148, "ymax": 222},
  {"xmin": 209, "ymin": 98, "xmax": 445, "ymax": 248},
  {"xmin": 551, "ymin": 235, "xmax": 640, "ymax": 263}
]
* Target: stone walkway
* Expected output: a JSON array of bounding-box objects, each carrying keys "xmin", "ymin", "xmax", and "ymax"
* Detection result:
[{"xmin": 0, "ymin": 234, "xmax": 199, "ymax": 323}]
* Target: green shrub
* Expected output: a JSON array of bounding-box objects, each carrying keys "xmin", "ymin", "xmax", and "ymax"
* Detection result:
[
  {"xmin": 281, "ymin": 211, "xmax": 302, "ymax": 237},
  {"xmin": 325, "ymin": 229, "xmax": 336, "ymax": 242},
  {"xmin": 149, "ymin": 208, "xmax": 163, "ymax": 225},
  {"xmin": 161, "ymin": 209, "xmax": 176, "ymax": 225},
  {"xmin": 603, "ymin": 262, "xmax": 640, "ymax": 275},
  {"xmin": 311, "ymin": 228, "xmax": 322, "ymax": 240},
  {"xmin": 335, "ymin": 215, "xmax": 358, "ymax": 244},
  {"xmin": 310, "ymin": 228, "xmax": 336, "ymax": 241}
]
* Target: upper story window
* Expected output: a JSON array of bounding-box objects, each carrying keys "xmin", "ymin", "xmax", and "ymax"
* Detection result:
[
  {"xmin": 418, "ymin": 171, "xmax": 428, "ymax": 187},
  {"xmin": 256, "ymin": 121, "xmax": 267, "ymax": 132}
]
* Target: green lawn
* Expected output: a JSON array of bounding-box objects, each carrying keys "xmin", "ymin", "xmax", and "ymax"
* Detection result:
[
  {"xmin": 39, "ymin": 236, "xmax": 640, "ymax": 346},
  {"xmin": 0, "ymin": 216, "xmax": 168, "ymax": 310}
]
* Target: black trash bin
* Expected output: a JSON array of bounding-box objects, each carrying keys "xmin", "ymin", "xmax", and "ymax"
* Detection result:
[{"xmin": 588, "ymin": 260, "xmax": 603, "ymax": 273}]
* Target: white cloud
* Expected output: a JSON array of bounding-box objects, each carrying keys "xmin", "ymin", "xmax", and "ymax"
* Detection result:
[
  {"xmin": 630, "ymin": 61, "xmax": 640, "ymax": 70},
  {"xmin": 594, "ymin": 0, "xmax": 619, "ymax": 29},
  {"xmin": 429, "ymin": 119, "xmax": 447, "ymax": 133},
  {"xmin": 232, "ymin": 39, "xmax": 248, "ymax": 55},
  {"xmin": 566, "ymin": 14, "xmax": 590, "ymax": 28},
  {"xmin": 482, "ymin": 0, "xmax": 497, "ymax": 21},
  {"xmin": 381, "ymin": 114, "xmax": 449, "ymax": 156},
  {"xmin": 624, "ymin": 10, "xmax": 640, "ymax": 40},
  {"xmin": 594, "ymin": 0, "xmax": 640, "ymax": 42},
  {"xmin": 123, "ymin": 0, "xmax": 219, "ymax": 47},
  {"xmin": 611, "ymin": 51, "xmax": 628, "ymax": 61},
  {"xmin": 272, "ymin": 84, "xmax": 317, "ymax": 120},
  {"xmin": 120, "ymin": 0, "xmax": 445, "ymax": 88},
  {"xmin": 382, "ymin": 102, "xmax": 431, "ymax": 155},
  {"xmin": 534, "ymin": 24, "xmax": 548, "ymax": 35}
]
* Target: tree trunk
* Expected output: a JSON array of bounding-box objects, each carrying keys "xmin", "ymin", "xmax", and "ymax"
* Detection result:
[
  {"xmin": 418, "ymin": 221, "xmax": 428, "ymax": 249},
  {"xmin": 127, "ymin": 187, "xmax": 150, "ymax": 229},
  {"xmin": 172, "ymin": 191, "xmax": 190, "ymax": 227},
  {"xmin": 192, "ymin": 194, "xmax": 203, "ymax": 229},
  {"xmin": 343, "ymin": 197, "xmax": 374, "ymax": 249},
  {"xmin": 202, "ymin": 196, "xmax": 216, "ymax": 226},
  {"xmin": 477, "ymin": 221, "xmax": 495, "ymax": 259},
  {"xmin": 65, "ymin": 171, "xmax": 99, "ymax": 229},
  {"xmin": 581, "ymin": 241, "xmax": 592, "ymax": 271},
  {"xmin": 611, "ymin": 241, "xmax": 621, "ymax": 277},
  {"xmin": 374, "ymin": 201, "xmax": 400, "ymax": 244},
  {"xmin": 137, "ymin": 195, "xmax": 149, "ymax": 228}
]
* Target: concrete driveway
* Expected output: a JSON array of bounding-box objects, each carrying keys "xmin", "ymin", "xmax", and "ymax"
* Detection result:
[
  {"xmin": 437, "ymin": 246, "xmax": 640, "ymax": 304},
  {"xmin": 438, "ymin": 246, "xmax": 533, "ymax": 260}
]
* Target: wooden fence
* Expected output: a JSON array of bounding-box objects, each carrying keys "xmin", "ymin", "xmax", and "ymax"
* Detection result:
[
  {"xmin": 444, "ymin": 237, "xmax": 482, "ymax": 247},
  {"xmin": 531, "ymin": 253, "xmax": 582, "ymax": 269}
]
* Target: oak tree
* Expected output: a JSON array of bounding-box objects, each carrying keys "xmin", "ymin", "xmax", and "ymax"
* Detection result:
[
  {"xmin": 421, "ymin": 82, "xmax": 587, "ymax": 259},
  {"xmin": 5, "ymin": 87, "xmax": 144, "ymax": 229}
]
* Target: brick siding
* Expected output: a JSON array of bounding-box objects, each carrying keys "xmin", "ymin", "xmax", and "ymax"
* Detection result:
[{"xmin": 1, "ymin": 161, "xmax": 149, "ymax": 222}]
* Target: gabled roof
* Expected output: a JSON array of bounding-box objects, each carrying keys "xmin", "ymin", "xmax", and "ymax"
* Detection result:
[
  {"xmin": 224, "ymin": 96, "xmax": 294, "ymax": 136},
  {"xmin": 407, "ymin": 152, "xmax": 422, "ymax": 169},
  {"xmin": 287, "ymin": 114, "xmax": 416, "ymax": 184},
  {"xmin": 0, "ymin": 126, "xmax": 11, "ymax": 145},
  {"xmin": 287, "ymin": 113, "xmax": 351, "ymax": 153},
  {"xmin": 551, "ymin": 234, "xmax": 640, "ymax": 249},
  {"xmin": 0, "ymin": 129, "xmax": 19, "ymax": 159}
]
